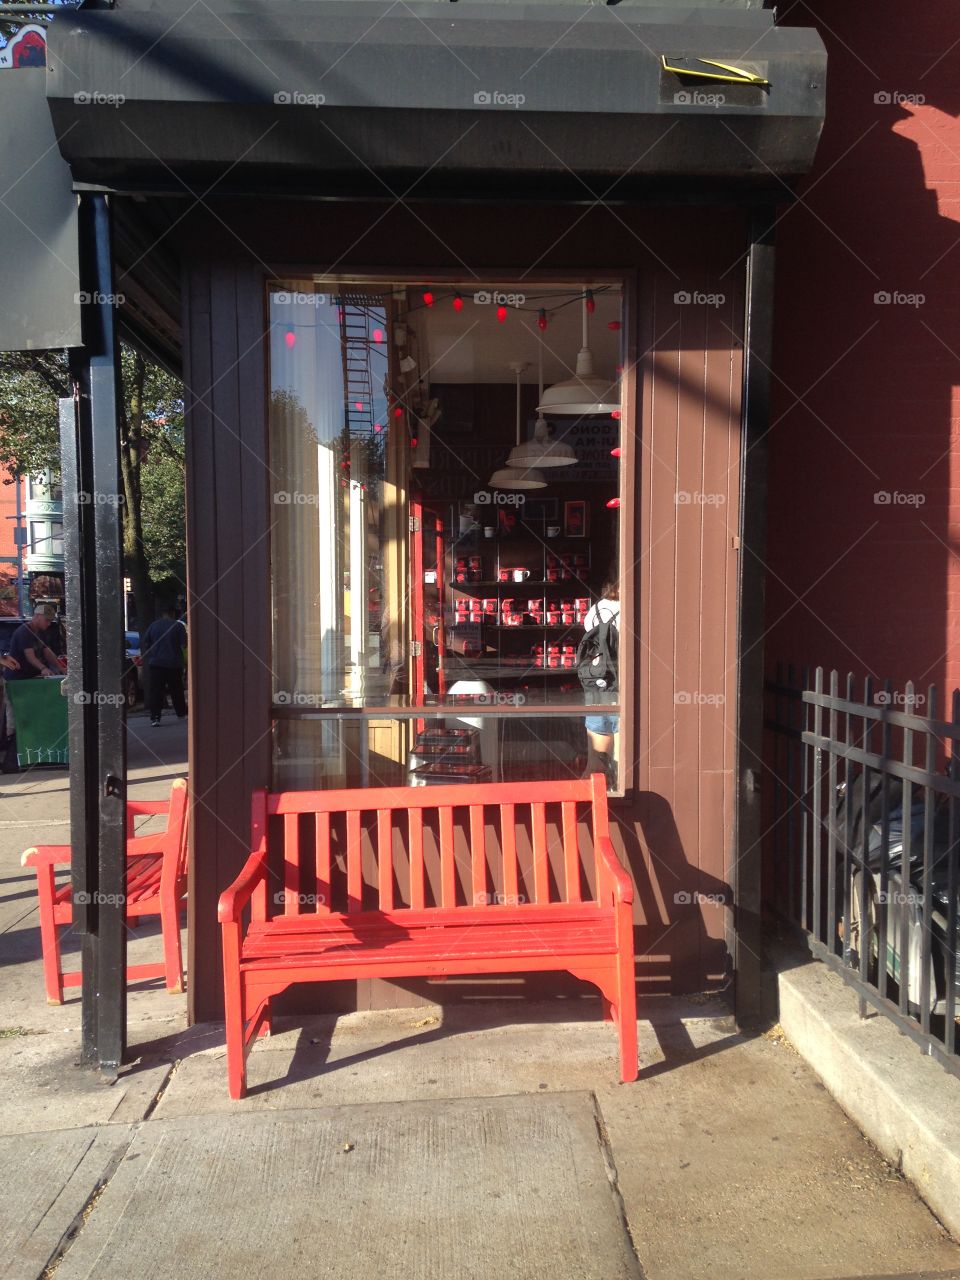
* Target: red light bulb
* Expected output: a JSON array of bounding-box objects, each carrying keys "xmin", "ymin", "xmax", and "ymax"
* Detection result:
[
  {"xmin": 411, "ymin": 436, "xmax": 418, "ymax": 448},
  {"xmin": 538, "ymin": 309, "xmax": 548, "ymax": 331},
  {"xmin": 372, "ymin": 328, "xmax": 384, "ymax": 343},
  {"xmin": 610, "ymin": 447, "xmax": 621, "ymax": 458},
  {"xmin": 284, "ymin": 330, "xmax": 296, "ymax": 349},
  {"xmin": 585, "ymin": 290, "xmax": 595, "ymax": 315},
  {"xmin": 423, "ymin": 290, "xmax": 434, "ymax": 308},
  {"xmin": 496, "ymin": 305, "xmax": 507, "ymax": 324},
  {"xmin": 374, "ymin": 423, "xmax": 383, "ymax": 433},
  {"xmin": 606, "ymin": 497, "xmax": 621, "ymax": 509},
  {"xmin": 608, "ymin": 320, "xmax": 621, "ymax": 331},
  {"xmin": 611, "ymin": 409, "xmax": 621, "ymax": 420},
  {"xmin": 453, "ymin": 293, "xmax": 464, "ymax": 312},
  {"xmin": 354, "ymin": 401, "xmax": 364, "ymax": 412},
  {"xmin": 393, "ymin": 406, "xmax": 404, "ymax": 419}
]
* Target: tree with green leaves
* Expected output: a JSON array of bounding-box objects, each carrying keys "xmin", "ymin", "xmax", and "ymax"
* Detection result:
[{"xmin": 0, "ymin": 345, "xmax": 185, "ymax": 631}]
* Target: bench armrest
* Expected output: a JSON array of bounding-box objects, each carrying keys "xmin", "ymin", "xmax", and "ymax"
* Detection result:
[
  {"xmin": 21, "ymin": 844, "xmax": 69, "ymax": 869},
  {"xmin": 596, "ymin": 836, "xmax": 634, "ymax": 906},
  {"xmin": 218, "ymin": 847, "xmax": 269, "ymax": 923}
]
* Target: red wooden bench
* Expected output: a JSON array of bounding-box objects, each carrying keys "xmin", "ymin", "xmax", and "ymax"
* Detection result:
[
  {"xmin": 22, "ymin": 778, "xmax": 189, "ymax": 1003},
  {"xmin": 218, "ymin": 774, "xmax": 637, "ymax": 1099}
]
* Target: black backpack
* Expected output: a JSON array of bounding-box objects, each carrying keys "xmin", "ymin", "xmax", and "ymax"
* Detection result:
[{"xmin": 576, "ymin": 608, "xmax": 618, "ymax": 694}]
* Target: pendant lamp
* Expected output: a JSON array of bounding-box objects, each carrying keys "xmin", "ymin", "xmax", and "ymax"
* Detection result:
[
  {"xmin": 536, "ymin": 292, "xmax": 620, "ymax": 416},
  {"xmin": 489, "ymin": 362, "xmax": 547, "ymax": 490},
  {"xmin": 505, "ymin": 340, "xmax": 577, "ymax": 469}
]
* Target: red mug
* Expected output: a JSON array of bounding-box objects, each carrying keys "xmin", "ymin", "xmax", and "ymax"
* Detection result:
[
  {"xmin": 546, "ymin": 609, "xmax": 560, "ymax": 625},
  {"xmin": 546, "ymin": 568, "xmax": 560, "ymax": 583},
  {"xmin": 498, "ymin": 568, "xmax": 511, "ymax": 583},
  {"xmin": 482, "ymin": 598, "xmax": 498, "ymax": 613}
]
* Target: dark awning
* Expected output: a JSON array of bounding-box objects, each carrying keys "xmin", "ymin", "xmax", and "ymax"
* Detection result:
[{"xmin": 46, "ymin": 1, "xmax": 826, "ymax": 198}]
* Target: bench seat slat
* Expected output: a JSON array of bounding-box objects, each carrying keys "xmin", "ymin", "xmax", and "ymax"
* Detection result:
[{"xmin": 239, "ymin": 918, "xmax": 616, "ymax": 969}]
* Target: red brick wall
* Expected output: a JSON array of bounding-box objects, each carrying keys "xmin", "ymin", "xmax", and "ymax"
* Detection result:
[
  {"xmin": 766, "ymin": 5, "xmax": 960, "ymax": 704},
  {"xmin": 0, "ymin": 477, "xmax": 25, "ymax": 615}
]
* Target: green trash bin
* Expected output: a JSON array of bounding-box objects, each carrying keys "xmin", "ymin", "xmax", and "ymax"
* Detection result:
[{"xmin": 5, "ymin": 677, "xmax": 69, "ymax": 767}]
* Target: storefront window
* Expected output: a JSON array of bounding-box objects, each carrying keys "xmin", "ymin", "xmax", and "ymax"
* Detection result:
[{"xmin": 269, "ymin": 278, "xmax": 626, "ymax": 791}]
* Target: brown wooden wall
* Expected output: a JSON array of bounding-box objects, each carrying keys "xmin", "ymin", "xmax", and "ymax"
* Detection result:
[{"xmin": 181, "ymin": 201, "xmax": 747, "ymax": 1020}]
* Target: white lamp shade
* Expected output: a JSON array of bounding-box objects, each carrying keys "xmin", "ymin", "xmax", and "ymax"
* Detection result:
[
  {"xmin": 488, "ymin": 465, "xmax": 547, "ymax": 490},
  {"xmin": 505, "ymin": 417, "xmax": 577, "ymax": 468},
  {"xmin": 536, "ymin": 348, "xmax": 619, "ymax": 416}
]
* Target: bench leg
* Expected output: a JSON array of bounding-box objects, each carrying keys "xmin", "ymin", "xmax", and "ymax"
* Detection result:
[
  {"xmin": 257, "ymin": 999, "xmax": 272, "ymax": 1038},
  {"xmin": 159, "ymin": 895, "xmax": 185, "ymax": 994},
  {"xmin": 615, "ymin": 954, "xmax": 638, "ymax": 1084},
  {"xmin": 36, "ymin": 868, "xmax": 64, "ymax": 1004},
  {"xmin": 222, "ymin": 925, "xmax": 247, "ymax": 1100}
]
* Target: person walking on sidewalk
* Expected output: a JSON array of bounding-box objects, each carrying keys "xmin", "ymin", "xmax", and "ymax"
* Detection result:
[{"xmin": 140, "ymin": 605, "xmax": 187, "ymax": 726}]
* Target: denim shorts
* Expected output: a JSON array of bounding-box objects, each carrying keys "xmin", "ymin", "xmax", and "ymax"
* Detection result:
[{"xmin": 584, "ymin": 688, "xmax": 618, "ymax": 736}]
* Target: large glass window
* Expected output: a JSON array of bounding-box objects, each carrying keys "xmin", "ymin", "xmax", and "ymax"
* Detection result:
[{"xmin": 269, "ymin": 278, "xmax": 626, "ymax": 791}]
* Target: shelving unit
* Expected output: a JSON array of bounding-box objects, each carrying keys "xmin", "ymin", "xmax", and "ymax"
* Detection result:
[{"xmin": 439, "ymin": 503, "xmax": 596, "ymax": 687}]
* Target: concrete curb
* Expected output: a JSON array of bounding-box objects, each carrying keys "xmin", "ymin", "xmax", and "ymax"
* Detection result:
[{"xmin": 777, "ymin": 951, "xmax": 960, "ymax": 1240}]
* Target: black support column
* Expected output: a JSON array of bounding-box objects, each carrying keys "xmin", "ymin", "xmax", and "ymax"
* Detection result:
[
  {"xmin": 734, "ymin": 207, "xmax": 777, "ymax": 1028},
  {"xmin": 60, "ymin": 192, "xmax": 127, "ymax": 1075}
]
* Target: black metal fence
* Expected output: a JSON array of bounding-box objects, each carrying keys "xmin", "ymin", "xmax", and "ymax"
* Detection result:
[{"xmin": 765, "ymin": 665, "xmax": 960, "ymax": 1078}]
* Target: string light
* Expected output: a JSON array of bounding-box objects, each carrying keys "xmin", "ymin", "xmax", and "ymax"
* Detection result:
[
  {"xmin": 393, "ymin": 406, "xmax": 404, "ymax": 419},
  {"xmin": 606, "ymin": 497, "xmax": 621, "ymax": 509},
  {"xmin": 284, "ymin": 330, "xmax": 296, "ymax": 349},
  {"xmin": 537, "ymin": 309, "xmax": 548, "ymax": 331},
  {"xmin": 585, "ymin": 290, "xmax": 596, "ymax": 315},
  {"xmin": 422, "ymin": 290, "xmax": 435, "ymax": 308},
  {"xmin": 611, "ymin": 447, "xmax": 621, "ymax": 458},
  {"xmin": 496, "ymin": 305, "xmax": 507, "ymax": 323},
  {"xmin": 372, "ymin": 328, "xmax": 384, "ymax": 343},
  {"xmin": 453, "ymin": 293, "xmax": 464, "ymax": 312},
  {"xmin": 611, "ymin": 409, "xmax": 621, "ymax": 420},
  {"xmin": 608, "ymin": 320, "xmax": 621, "ymax": 331}
]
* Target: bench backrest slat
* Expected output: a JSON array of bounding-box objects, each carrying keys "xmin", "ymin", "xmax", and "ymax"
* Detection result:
[
  {"xmin": 439, "ymin": 806, "xmax": 455, "ymax": 908},
  {"xmin": 315, "ymin": 812, "xmax": 331, "ymax": 914},
  {"xmin": 408, "ymin": 808, "xmax": 425, "ymax": 909},
  {"xmin": 377, "ymin": 809, "xmax": 394, "ymax": 911},
  {"xmin": 470, "ymin": 806, "xmax": 486, "ymax": 906},
  {"xmin": 561, "ymin": 800, "xmax": 580, "ymax": 903},
  {"xmin": 500, "ymin": 803, "xmax": 519, "ymax": 902},
  {"xmin": 283, "ymin": 812, "xmax": 299, "ymax": 916},
  {"xmin": 531, "ymin": 802, "xmax": 549, "ymax": 904},
  {"xmin": 346, "ymin": 810, "xmax": 362, "ymax": 912},
  {"xmin": 258, "ymin": 778, "xmax": 612, "ymax": 918}
]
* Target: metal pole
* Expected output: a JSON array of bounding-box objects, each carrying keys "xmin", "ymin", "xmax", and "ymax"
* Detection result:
[
  {"xmin": 62, "ymin": 191, "xmax": 127, "ymax": 1076},
  {"xmin": 733, "ymin": 207, "xmax": 777, "ymax": 1028}
]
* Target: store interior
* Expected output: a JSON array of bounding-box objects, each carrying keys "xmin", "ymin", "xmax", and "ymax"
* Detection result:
[{"xmin": 269, "ymin": 280, "xmax": 623, "ymax": 788}]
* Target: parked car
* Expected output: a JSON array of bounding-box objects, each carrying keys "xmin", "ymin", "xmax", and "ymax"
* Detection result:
[{"xmin": 834, "ymin": 774, "xmax": 960, "ymax": 1017}]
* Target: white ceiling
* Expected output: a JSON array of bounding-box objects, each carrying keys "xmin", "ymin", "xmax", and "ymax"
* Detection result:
[{"xmin": 407, "ymin": 284, "xmax": 622, "ymax": 386}]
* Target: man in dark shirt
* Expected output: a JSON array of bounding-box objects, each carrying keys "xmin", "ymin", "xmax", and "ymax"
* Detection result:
[
  {"xmin": 140, "ymin": 606, "xmax": 187, "ymax": 726},
  {"xmin": 7, "ymin": 609, "xmax": 63, "ymax": 680}
]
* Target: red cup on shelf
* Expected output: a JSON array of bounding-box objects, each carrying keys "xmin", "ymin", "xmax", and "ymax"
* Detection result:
[
  {"xmin": 482, "ymin": 598, "xmax": 498, "ymax": 613},
  {"xmin": 561, "ymin": 610, "xmax": 575, "ymax": 625},
  {"xmin": 575, "ymin": 597, "xmax": 589, "ymax": 611},
  {"xmin": 498, "ymin": 568, "xmax": 511, "ymax": 583},
  {"xmin": 546, "ymin": 568, "xmax": 560, "ymax": 583},
  {"xmin": 547, "ymin": 644, "xmax": 561, "ymax": 668},
  {"xmin": 546, "ymin": 609, "xmax": 560, "ymax": 625}
]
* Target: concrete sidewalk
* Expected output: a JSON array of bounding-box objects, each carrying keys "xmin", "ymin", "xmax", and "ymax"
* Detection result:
[{"xmin": 1, "ymin": 718, "xmax": 959, "ymax": 1279}]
